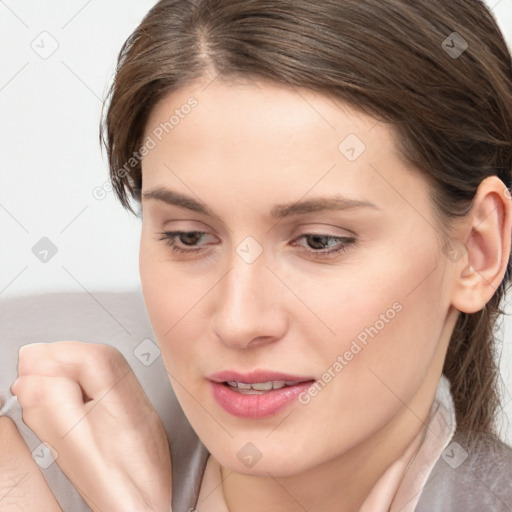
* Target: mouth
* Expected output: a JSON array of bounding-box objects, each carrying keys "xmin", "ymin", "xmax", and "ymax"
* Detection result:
[{"xmin": 208, "ymin": 371, "xmax": 315, "ymax": 418}]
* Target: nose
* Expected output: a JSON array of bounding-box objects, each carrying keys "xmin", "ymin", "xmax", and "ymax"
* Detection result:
[{"xmin": 211, "ymin": 254, "xmax": 288, "ymax": 350}]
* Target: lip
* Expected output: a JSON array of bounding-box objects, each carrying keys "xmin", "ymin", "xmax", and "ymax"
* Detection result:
[{"xmin": 208, "ymin": 370, "xmax": 315, "ymax": 419}]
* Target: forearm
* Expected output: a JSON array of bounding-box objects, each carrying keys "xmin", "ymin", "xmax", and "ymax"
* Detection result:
[{"xmin": 0, "ymin": 416, "xmax": 62, "ymax": 512}]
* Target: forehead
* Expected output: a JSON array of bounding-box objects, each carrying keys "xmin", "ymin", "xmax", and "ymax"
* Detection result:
[
  {"xmin": 143, "ymin": 77, "xmax": 389, "ymax": 158},
  {"xmin": 140, "ymin": 78, "xmax": 430, "ymax": 221}
]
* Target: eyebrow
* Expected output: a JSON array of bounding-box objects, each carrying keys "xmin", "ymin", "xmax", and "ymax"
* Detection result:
[{"xmin": 142, "ymin": 187, "xmax": 378, "ymax": 218}]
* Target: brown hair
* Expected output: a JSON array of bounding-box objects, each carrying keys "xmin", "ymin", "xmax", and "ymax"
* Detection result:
[{"xmin": 101, "ymin": 0, "xmax": 512, "ymax": 437}]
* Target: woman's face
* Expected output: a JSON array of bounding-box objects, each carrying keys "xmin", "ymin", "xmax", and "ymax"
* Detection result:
[{"xmin": 139, "ymin": 78, "xmax": 458, "ymax": 475}]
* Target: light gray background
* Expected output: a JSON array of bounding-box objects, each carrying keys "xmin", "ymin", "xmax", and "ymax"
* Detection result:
[{"xmin": 1, "ymin": 0, "xmax": 511, "ymax": 444}]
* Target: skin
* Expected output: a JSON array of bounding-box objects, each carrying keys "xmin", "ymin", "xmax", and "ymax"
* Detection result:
[
  {"xmin": 11, "ymin": 343, "xmax": 172, "ymax": 512},
  {"xmin": 0, "ymin": 416, "xmax": 62, "ymax": 511},
  {"xmin": 138, "ymin": 76, "xmax": 511, "ymax": 512}
]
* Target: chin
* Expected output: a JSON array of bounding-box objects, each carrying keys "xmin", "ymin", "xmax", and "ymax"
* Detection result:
[{"xmin": 206, "ymin": 439, "xmax": 316, "ymax": 478}]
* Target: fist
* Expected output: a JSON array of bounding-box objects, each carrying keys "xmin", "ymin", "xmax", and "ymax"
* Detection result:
[{"xmin": 11, "ymin": 342, "xmax": 172, "ymax": 512}]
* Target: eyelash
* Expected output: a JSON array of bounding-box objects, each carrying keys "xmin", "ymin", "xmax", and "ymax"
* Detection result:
[
  {"xmin": 157, "ymin": 231, "xmax": 356, "ymax": 258},
  {"xmin": 157, "ymin": 231, "xmax": 214, "ymax": 255},
  {"xmin": 291, "ymin": 233, "xmax": 356, "ymax": 257}
]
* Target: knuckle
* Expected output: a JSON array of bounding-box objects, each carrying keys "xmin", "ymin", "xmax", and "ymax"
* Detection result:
[
  {"xmin": 42, "ymin": 341, "xmax": 121, "ymax": 379},
  {"xmin": 15, "ymin": 376, "xmax": 44, "ymax": 409},
  {"xmin": 18, "ymin": 343, "xmax": 52, "ymax": 375},
  {"xmin": 90, "ymin": 343, "xmax": 129, "ymax": 375}
]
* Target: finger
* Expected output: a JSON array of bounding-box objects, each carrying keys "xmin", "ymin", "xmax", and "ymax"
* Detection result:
[
  {"xmin": 12, "ymin": 374, "xmax": 87, "ymax": 440},
  {"xmin": 17, "ymin": 342, "xmax": 134, "ymax": 400},
  {"xmin": 13, "ymin": 371, "xmax": 153, "ymax": 454},
  {"xmin": 11, "ymin": 375, "xmax": 103, "ymax": 490}
]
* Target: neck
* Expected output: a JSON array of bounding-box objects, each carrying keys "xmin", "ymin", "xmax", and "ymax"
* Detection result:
[{"xmin": 220, "ymin": 378, "xmax": 439, "ymax": 512}]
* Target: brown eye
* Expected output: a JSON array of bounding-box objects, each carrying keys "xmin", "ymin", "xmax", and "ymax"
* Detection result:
[
  {"xmin": 305, "ymin": 234, "xmax": 338, "ymax": 250},
  {"xmin": 292, "ymin": 233, "xmax": 356, "ymax": 258},
  {"xmin": 179, "ymin": 231, "xmax": 204, "ymax": 245},
  {"xmin": 157, "ymin": 230, "xmax": 218, "ymax": 255}
]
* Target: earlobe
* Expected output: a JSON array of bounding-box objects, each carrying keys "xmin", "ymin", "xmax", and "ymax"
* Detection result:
[{"xmin": 450, "ymin": 176, "xmax": 512, "ymax": 314}]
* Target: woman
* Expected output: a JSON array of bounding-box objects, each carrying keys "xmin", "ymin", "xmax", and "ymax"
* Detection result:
[{"xmin": 11, "ymin": 0, "xmax": 512, "ymax": 510}]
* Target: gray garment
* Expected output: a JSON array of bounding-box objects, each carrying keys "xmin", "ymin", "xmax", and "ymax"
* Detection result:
[
  {"xmin": 172, "ymin": 435, "xmax": 208, "ymax": 512},
  {"xmin": 415, "ymin": 430, "xmax": 512, "ymax": 511}
]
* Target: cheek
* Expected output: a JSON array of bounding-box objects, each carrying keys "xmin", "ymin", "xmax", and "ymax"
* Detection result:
[
  {"xmin": 303, "ymin": 246, "xmax": 447, "ymax": 420},
  {"xmin": 139, "ymin": 233, "xmax": 211, "ymax": 372}
]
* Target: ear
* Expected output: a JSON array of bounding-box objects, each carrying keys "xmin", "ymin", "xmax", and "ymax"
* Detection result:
[{"xmin": 450, "ymin": 176, "xmax": 512, "ymax": 314}]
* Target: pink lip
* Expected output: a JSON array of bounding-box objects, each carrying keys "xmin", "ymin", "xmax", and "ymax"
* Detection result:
[{"xmin": 208, "ymin": 370, "xmax": 315, "ymax": 419}]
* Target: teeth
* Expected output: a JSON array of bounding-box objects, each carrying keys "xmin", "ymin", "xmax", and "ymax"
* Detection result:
[
  {"xmin": 226, "ymin": 380, "xmax": 291, "ymax": 392},
  {"xmin": 250, "ymin": 382, "xmax": 272, "ymax": 391}
]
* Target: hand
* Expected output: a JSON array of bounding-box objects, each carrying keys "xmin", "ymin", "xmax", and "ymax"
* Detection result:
[
  {"xmin": 11, "ymin": 342, "xmax": 172, "ymax": 512},
  {"xmin": 0, "ymin": 413, "xmax": 62, "ymax": 511}
]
